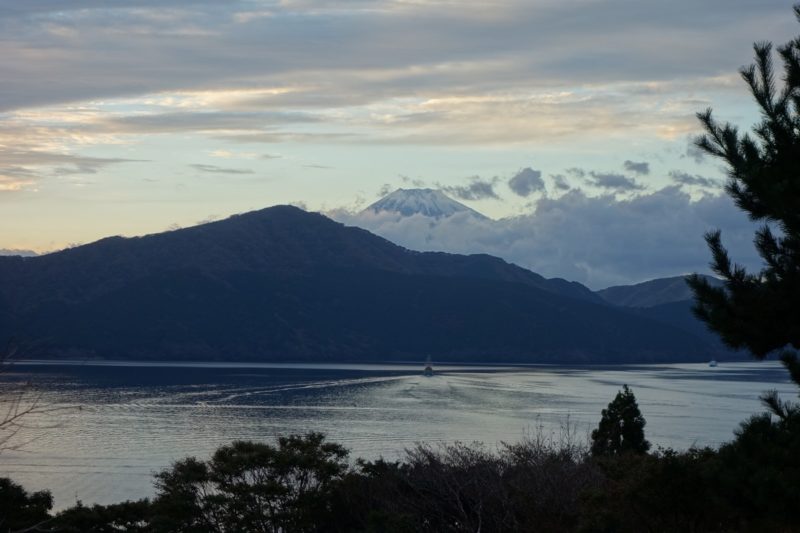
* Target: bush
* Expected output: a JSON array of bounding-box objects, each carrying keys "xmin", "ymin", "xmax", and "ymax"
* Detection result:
[
  {"xmin": 150, "ymin": 432, "xmax": 349, "ymax": 532},
  {"xmin": 54, "ymin": 500, "xmax": 152, "ymax": 532},
  {"xmin": 335, "ymin": 427, "xmax": 600, "ymax": 533},
  {"xmin": 0, "ymin": 477, "xmax": 52, "ymax": 532}
]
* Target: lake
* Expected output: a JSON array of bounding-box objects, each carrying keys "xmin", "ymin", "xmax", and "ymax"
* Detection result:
[{"xmin": 0, "ymin": 360, "xmax": 794, "ymax": 509}]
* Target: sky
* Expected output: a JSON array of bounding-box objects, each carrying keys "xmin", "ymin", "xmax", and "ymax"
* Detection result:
[{"xmin": 0, "ymin": 1, "xmax": 796, "ymax": 288}]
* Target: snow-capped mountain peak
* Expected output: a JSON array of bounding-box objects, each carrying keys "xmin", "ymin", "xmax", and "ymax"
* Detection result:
[{"xmin": 362, "ymin": 188, "xmax": 487, "ymax": 219}]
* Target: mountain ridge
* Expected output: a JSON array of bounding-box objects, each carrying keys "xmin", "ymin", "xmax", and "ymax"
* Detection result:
[
  {"xmin": 0, "ymin": 206, "xmax": 723, "ymax": 363},
  {"xmin": 0, "ymin": 205, "xmax": 599, "ymax": 307},
  {"xmin": 597, "ymin": 275, "xmax": 723, "ymax": 308}
]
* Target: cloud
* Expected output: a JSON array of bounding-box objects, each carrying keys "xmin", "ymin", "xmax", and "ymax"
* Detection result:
[
  {"xmin": 0, "ymin": 248, "xmax": 38, "ymax": 256},
  {"xmin": 188, "ymin": 163, "xmax": 254, "ymax": 174},
  {"xmin": 330, "ymin": 186, "xmax": 762, "ymax": 290},
  {"xmin": 508, "ymin": 167, "xmax": 545, "ymax": 197},
  {"xmin": 0, "ymin": 0, "xmax": 784, "ymax": 185},
  {"xmin": 0, "ymin": 1, "xmax": 792, "ymax": 115},
  {"xmin": 0, "ymin": 146, "xmax": 145, "ymax": 191},
  {"xmin": 566, "ymin": 167, "xmax": 585, "ymax": 178},
  {"xmin": 683, "ymin": 138, "xmax": 707, "ymax": 163},
  {"xmin": 0, "ymin": 165, "xmax": 36, "ymax": 177},
  {"xmin": 669, "ymin": 170, "xmax": 723, "ymax": 188},
  {"xmin": 623, "ymin": 160, "xmax": 650, "ymax": 175},
  {"xmin": 0, "ymin": 150, "xmax": 141, "ymax": 170},
  {"xmin": 219, "ymin": 131, "xmax": 357, "ymax": 144},
  {"xmin": 209, "ymin": 149, "xmax": 275, "ymax": 159},
  {"xmin": 100, "ymin": 111, "xmax": 319, "ymax": 134},
  {"xmin": 550, "ymin": 174, "xmax": 571, "ymax": 191},
  {"xmin": 1, "ymin": 0, "xmax": 793, "ymax": 253},
  {"xmin": 400, "ymin": 175, "xmax": 427, "ymax": 187},
  {"xmin": 0, "ymin": 1, "xmax": 791, "ymax": 152},
  {"xmin": 588, "ymin": 172, "xmax": 644, "ymax": 191},
  {"xmin": 0, "ymin": 180, "xmax": 33, "ymax": 192},
  {"xmin": 444, "ymin": 176, "xmax": 499, "ymax": 201}
]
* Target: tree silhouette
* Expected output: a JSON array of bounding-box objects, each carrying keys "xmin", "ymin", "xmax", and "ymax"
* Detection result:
[
  {"xmin": 0, "ymin": 339, "xmax": 65, "ymax": 454},
  {"xmin": 687, "ymin": 6, "xmax": 800, "ymax": 391},
  {"xmin": 591, "ymin": 385, "xmax": 650, "ymax": 456},
  {"xmin": 151, "ymin": 432, "xmax": 349, "ymax": 532}
]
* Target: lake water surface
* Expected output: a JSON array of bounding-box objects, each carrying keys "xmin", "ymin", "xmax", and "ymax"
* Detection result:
[{"xmin": 0, "ymin": 360, "xmax": 794, "ymax": 509}]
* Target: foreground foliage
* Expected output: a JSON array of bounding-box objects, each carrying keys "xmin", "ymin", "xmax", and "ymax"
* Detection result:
[
  {"xmin": 2, "ymin": 410, "xmax": 799, "ymax": 533},
  {"xmin": 688, "ymin": 4, "xmax": 800, "ymax": 389}
]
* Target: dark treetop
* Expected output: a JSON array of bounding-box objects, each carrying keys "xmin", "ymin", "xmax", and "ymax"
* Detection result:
[{"xmin": 688, "ymin": 8, "xmax": 800, "ymax": 387}]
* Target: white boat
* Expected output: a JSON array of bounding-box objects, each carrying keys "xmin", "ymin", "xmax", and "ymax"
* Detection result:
[{"xmin": 423, "ymin": 356, "xmax": 434, "ymax": 376}]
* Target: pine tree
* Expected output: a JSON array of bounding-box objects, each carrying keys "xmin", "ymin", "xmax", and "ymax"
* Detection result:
[
  {"xmin": 591, "ymin": 385, "xmax": 650, "ymax": 456},
  {"xmin": 687, "ymin": 5, "xmax": 800, "ymax": 390}
]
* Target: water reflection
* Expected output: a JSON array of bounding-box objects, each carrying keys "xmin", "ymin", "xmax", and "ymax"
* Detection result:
[{"xmin": 0, "ymin": 361, "xmax": 794, "ymax": 509}]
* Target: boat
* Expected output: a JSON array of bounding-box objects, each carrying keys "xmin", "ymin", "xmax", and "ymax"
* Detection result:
[
  {"xmin": 423, "ymin": 356, "xmax": 434, "ymax": 376},
  {"xmin": 708, "ymin": 359, "xmax": 718, "ymax": 367}
]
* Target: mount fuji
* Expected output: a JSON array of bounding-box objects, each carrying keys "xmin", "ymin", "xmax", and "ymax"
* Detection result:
[{"xmin": 363, "ymin": 188, "xmax": 488, "ymax": 219}]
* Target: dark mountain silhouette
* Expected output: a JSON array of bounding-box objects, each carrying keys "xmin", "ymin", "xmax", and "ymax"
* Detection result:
[{"xmin": 0, "ymin": 206, "xmax": 723, "ymax": 363}]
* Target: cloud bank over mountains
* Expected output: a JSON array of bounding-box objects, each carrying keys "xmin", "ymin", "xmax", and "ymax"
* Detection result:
[{"xmin": 331, "ymin": 186, "xmax": 761, "ymax": 290}]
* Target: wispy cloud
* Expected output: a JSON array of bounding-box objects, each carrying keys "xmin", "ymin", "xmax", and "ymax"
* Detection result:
[
  {"xmin": 188, "ymin": 163, "xmax": 254, "ymax": 174},
  {"xmin": 669, "ymin": 170, "xmax": 723, "ymax": 188},
  {"xmin": 444, "ymin": 176, "xmax": 499, "ymax": 201},
  {"xmin": 0, "ymin": 144, "xmax": 145, "ymax": 191},
  {"xmin": 99, "ymin": 111, "xmax": 319, "ymax": 134},
  {"xmin": 0, "ymin": 174, "xmax": 35, "ymax": 192},
  {"xmin": 623, "ymin": 160, "xmax": 650, "ymax": 175},
  {"xmin": 588, "ymin": 172, "xmax": 645, "ymax": 191}
]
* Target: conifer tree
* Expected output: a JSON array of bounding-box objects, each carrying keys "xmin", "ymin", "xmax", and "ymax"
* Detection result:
[
  {"xmin": 687, "ymin": 5, "xmax": 800, "ymax": 390},
  {"xmin": 591, "ymin": 385, "xmax": 650, "ymax": 456}
]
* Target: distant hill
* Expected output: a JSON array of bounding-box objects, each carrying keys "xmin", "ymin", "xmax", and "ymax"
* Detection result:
[
  {"xmin": 363, "ymin": 188, "xmax": 487, "ymax": 219},
  {"xmin": 0, "ymin": 206, "xmax": 724, "ymax": 363},
  {"xmin": 596, "ymin": 275, "xmax": 723, "ymax": 308},
  {"xmin": 595, "ymin": 275, "xmax": 741, "ymax": 358}
]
